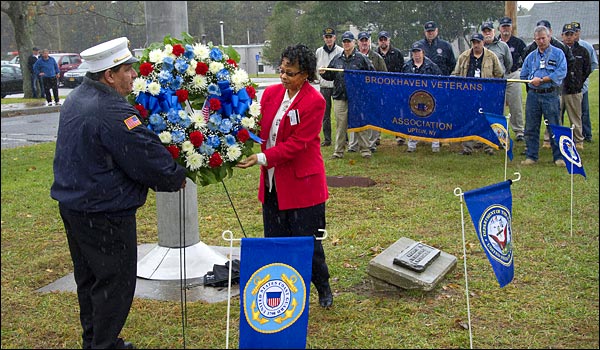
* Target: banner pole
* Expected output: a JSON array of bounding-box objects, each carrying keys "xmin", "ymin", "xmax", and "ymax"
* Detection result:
[
  {"xmin": 570, "ymin": 126, "xmax": 575, "ymax": 237},
  {"xmin": 222, "ymin": 230, "xmax": 241, "ymax": 349},
  {"xmin": 504, "ymin": 114, "xmax": 511, "ymax": 181},
  {"xmin": 453, "ymin": 188, "xmax": 474, "ymax": 349}
]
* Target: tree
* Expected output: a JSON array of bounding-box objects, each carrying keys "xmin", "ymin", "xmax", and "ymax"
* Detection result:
[{"xmin": 2, "ymin": 1, "xmax": 38, "ymax": 98}]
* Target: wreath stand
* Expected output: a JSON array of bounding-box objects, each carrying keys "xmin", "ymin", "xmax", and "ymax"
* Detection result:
[{"xmin": 137, "ymin": 178, "xmax": 229, "ymax": 280}]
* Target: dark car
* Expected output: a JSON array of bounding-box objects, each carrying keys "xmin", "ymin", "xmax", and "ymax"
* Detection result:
[
  {"xmin": 63, "ymin": 61, "xmax": 90, "ymax": 88},
  {"xmin": 1, "ymin": 63, "xmax": 23, "ymax": 98}
]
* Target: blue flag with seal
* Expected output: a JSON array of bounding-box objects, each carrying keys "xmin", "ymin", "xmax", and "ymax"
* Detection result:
[
  {"xmin": 239, "ymin": 237, "xmax": 314, "ymax": 349},
  {"xmin": 548, "ymin": 124, "xmax": 586, "ymax": 178},
  {"xmin": 463, "ymin": 180, "xmax": 514, "ymax": 288},
  {"xmin": 484, "ymin": 112, "xmax": 514, "ymax": 161},
  {"xmin": 344, "ymin": 70, "xmax": 507, "ymax": 147}
]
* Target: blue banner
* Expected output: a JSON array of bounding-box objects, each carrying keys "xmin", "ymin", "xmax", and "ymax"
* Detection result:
[
  {"xmin": 548, "ymin": 124, "xmax": 587, "ymax": 178},
  {"xmin": 239, "ymin": 237, "xmax": 314, "ymax": 349},
  {"xmin": 463, "ymin": 180, "xmax": 514, "ymax": 288},
  {"xmin": 484, "ymin": 112, "xmax": 514, "ymax": 161},
  {"xmin": 344, "ymin": 70, "xmax": 507, "ymax": 147}
]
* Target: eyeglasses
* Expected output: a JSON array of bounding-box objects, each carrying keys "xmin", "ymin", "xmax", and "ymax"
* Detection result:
[
  {"xmin": 378, "ymin": 37, "xmax": 388, "ymax": 41},
  {"xmin": 279, "ymin": 68, "xmax": 303, "ymax": 77}
]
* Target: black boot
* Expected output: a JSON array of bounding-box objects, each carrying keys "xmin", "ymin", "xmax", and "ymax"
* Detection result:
[{"xmin": 316, "ymin": 282, "xmax": 333, "ymax": 308}]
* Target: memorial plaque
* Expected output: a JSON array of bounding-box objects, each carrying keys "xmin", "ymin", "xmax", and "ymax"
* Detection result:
[{"xmin": 393, "ymin": 241, "xmax": 440, "ymax": 272}]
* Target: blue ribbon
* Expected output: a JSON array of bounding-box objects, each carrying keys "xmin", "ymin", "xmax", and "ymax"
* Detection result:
[{"xmin": 135, "ymin": 88, "xmax": 182, "ymax": 115}]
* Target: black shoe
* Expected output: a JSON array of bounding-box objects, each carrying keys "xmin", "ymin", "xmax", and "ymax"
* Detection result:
[
  {"xmin": 369, "ymin": 147, "xmax": 377, "ymax": 153},
  {"xmin": 317, "ymin": 283, "xmax": 333, "ymax": 308},
  {"xmin": 116, "ymin": 338, "xmax": 135, "ymax": 349},
  {"xmin": 321, "ymin": 141, "xmax": 331, "ymax": 146},
  {"xmin": 584, "ymin": 138, "xmax": 593, "ymax": 143},
  {"xmin": 458, "ymin": 150, "xmax": 472, "ymax": 155},
  {"xmin": 515, "ymin": 134, "xmax": 524, "ymax": 142}
]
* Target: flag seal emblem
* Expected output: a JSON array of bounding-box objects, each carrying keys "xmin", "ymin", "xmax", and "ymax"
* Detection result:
[
  {"xmin": 557, "ymin": 135, "xmax": 583, "ymax": 167},
  {"xmin": 478, "ymin": 205, "xmax": 513, "ymax": 266},
  {"xmin": 242, "ymin": 263, "xmax": 307, "ymax": 334},
  {"xmin": 409, "ymin": 90, "xmax": 435, "ymax": 117},
  {"xmin": 489, "ymin": 122, "xmax": 510, "ymax": 149}
]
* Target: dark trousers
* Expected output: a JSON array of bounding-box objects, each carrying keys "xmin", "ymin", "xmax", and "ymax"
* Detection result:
[
  {"xmin": 581, "ymin": 91, "xmax": 592, "ymax": 140},
  {"xmin": 42, "ymin": 76, "xmax": 59, "ymax": 103},
  {"xmin": 59, "ymin": 205, "xmax": 137, "ymax": 349},
  {"xmin": 30, "ymin": 73, "xmax": 40, "ymax": 98},
  {"xmin": 262, "ymin": 183, "xmax": 330, "ymax": 288},
  {"xmin": 320, "ymin": 87, "xmax": 334, "ymax": 143}
]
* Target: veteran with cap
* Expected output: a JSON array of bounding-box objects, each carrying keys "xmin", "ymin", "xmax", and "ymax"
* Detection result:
[
  {"xmin": 418, "ymin": 21, "xmax": 456, "ymax": 76},
  {"xmin": 51, "ymin": 37, "xmax": 187, "ymax": 349}
]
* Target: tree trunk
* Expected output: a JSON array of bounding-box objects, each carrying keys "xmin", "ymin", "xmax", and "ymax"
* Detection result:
[{"xmin": 1, "ymin": 1, "xmax": 35, "ymax": 98}]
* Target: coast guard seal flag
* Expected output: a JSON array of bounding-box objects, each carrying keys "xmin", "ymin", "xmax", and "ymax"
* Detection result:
[
  {"xmin": 463, "ymin": 180, "xmax": 514, "ymax": 288},
  {"xmin": 344, "ymin": 70, "xmax": 507, "ymax": 147},
  {"xmin": 484, "ymin": 112, "xmax": 514, "ymax": 161},
  {"xmin": 239, "ymin": 237, "xmax": 314, "ymax": 349},
  {"xmin": 548, "ymin": 124, "xmax": 587, "ymax": 178}
]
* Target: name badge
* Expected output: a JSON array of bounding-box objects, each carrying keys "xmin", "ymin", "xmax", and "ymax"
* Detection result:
[
  {"xmin": 288, "ymin": 109, "xmax": 300, "ymax": 125},
  {"xmin": 539, "ymin": 59, "xmax": 546, "ymax": 69}
]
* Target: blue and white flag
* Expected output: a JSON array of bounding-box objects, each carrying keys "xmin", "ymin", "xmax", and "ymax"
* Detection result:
[
  {"xmin": 548, "ymin": 124, "xmax": 586, "ymax": 178},
  {"xmin": 484, "ymin": 112, "xmax": 514, "ymax": 160},
  {"xmin": 344, "ymin": 70, "xmax": 507, "ymax": 147},
  {"xmin": 239, "ymin": 237, "xmax": 314, "ymax": 349},
  {"xmin": 463, "ymin": 180, "xmax": 514, "ymax": 288}
]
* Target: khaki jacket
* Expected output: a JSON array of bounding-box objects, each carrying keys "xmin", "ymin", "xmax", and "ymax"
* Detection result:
[{"xmin": 452, "ymin": 47, "xmax": 504, "ymax": 78}]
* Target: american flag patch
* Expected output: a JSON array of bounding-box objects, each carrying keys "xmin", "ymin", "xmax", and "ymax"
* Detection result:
[{"xmin": 124, "ymin": 115, "xmax": 141, "ymax": 130}]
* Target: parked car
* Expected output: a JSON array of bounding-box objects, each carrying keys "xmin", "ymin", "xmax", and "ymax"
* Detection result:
[
  {"xmin": 15, "ymin": 52, "xmax": 82, "ymax": 85},
  {"xmin": 63, "ymin": 61, "xmax": 90, "ymax": 88},
  {"xmin": 1, "ymin": 63, "xmax": 23, "ymax": 98}
]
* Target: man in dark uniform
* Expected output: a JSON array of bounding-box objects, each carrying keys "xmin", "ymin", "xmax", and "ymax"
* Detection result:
[
  {"xmin": 51, "ymin": 37, "xmax": 187, "ymax": 349},
  {"xmin": 418, "ymin": 21, "xmax": 457, "ymax": 76},
  {"xmin": 27, "ymin": 47, "xmax": 41, "ymax": 98}
]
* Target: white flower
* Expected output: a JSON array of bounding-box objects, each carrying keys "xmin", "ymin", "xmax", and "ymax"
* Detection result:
[
  {"xmin": 193, "ymin": 43, "xmax": 210, "ymax": 60},
  {"xmin": 158, "ymin": 131, "xmax": 172, "ymax": 144},
  {"xmin": 249, "ymin": 102, "xmax": 261, "ymax": 117},
  {"xmin": 226, "ymin": 145, "xmax": 242, "ymax": 161},
  {"xmin": 148, "ymin": 81, "xmax": 161, "ymax": 96},
  {"xmin": 186, "ymin": 151, "xmax": 205, "ymax": 171},
  {"xmin": 190, "ymin": 110, "xmax": 207, "ymax": 128},
  {"xmin": 186, "ymin": 60, "xmax": 197, "ymax": 76},
  {"xmin": 231, "ymin": 70, "xmax": 249, "ymax": 90},
  {"xmin": 163, "ymin": 44, "xmax": 173, "ymax": 56},
  {"xmin": 181, "ymin": 140, "xmax": 195, "ymax": 154},
  {"xmin": 132, "ymin": 77, "xmax": 147, "ymax": 95},
  {"xmin": 241, "ymin": 116, "xmax": 256, "ymax": 129},
  {"xmin": 148, "ymin": 49, "xmax": 164, "ymax": 63},
  {"xmin": 191, "ymin": 75, "xmax": 208, "ymax": 90},
  {"xmin": 209, "ymin": 61, "xmax": 224, "ymax": 74}
]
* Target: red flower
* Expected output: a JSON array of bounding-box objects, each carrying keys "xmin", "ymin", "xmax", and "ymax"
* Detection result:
[
  {"xmin": 209, "ymin": 98, "xmax": 221, "ymax": 111},
  {"xmin": 245, "ymin": 85, "xmax": 256, "ymax": 99},
  {"xmin": 166, "ymin": 145, "xmax": 180, "ymax": 159},
  {"xmin": 175, "ymin": 89, "xmax": 189, "ymax": 102},
  {"xmin": 236, "ymin": 128, "xmax": 250, "ymax": 143},
  {"xmin": 189, "ymin": 131, "xmax": 204, "ymax": 147},
  {"xmin": 172, "ymin": 44, "xmax": 185, "ymax": 57},
  {"xmin": 139, "ymin": 62, "xmax": 154, "ymax": 76},
  {"xmin": 196, "ymin": 62, "xmax": 209, "ymax": 75},
  {"xmin": 226, "ymin": 59, "xmax": 238, "ymax": 68},
  {"xmin": 208, "ymin": 153, "xmax": 223, "ymax": 168},
  {"xmin": 134, "ymin": 104, "xmax": 148, "ymax": 118}
]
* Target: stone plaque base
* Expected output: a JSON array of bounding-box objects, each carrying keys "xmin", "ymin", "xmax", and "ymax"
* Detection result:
[{"xmin": 367, "ymin": 237, "xmax": 457, "ymax": 291}]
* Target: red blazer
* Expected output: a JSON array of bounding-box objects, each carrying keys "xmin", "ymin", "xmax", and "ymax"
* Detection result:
[{"xmin": 258, "ymin": 81, "xmax": 328, "ymax": 210}]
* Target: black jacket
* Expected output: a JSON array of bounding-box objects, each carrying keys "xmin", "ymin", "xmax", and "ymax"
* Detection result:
[
  {"xmin": 562, "ymin": 41, "xmax": 592, "ymax": 94},
  {"xmin": 321, "ymin": 49, "xmax": 375, "ymax": 100},
  {"xmin": 51, "ymin": 77, "xmax": 186, "ymax": 214}
]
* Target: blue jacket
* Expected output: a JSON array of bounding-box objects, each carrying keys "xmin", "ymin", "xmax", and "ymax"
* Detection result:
[
  {"xmin": 521, "ymin": 44, "xmax": 567, "ymax": 90},
  {"xmin": 402, "ymin": 56, "xmax": 443, "ymax": 75},
  {"xmin": 33, "ymin": 56, "xmax": 59, "ymax": 77},
  {"xmin": 418, "ymin": 37, "xmax": 456, "ymax": 76},
  {"xmin": 51, "ymin": 77, "xmax": 186, "ymax": 215}
]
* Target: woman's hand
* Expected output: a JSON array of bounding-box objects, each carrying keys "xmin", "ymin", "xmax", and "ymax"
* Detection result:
[{"xmin": 236, "ymin": 154, "xmax": 258, "ymax": 168}]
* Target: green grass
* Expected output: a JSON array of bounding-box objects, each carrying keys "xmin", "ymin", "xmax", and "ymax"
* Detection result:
[{"xmin": 1, "ymin": 71, "xmax": 598, "ymax": 349}]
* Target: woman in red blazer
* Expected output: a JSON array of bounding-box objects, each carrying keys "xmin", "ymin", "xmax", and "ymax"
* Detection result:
[{"xmin": 237, "ymin": 44, "xmax": 332, "ymax": 308}]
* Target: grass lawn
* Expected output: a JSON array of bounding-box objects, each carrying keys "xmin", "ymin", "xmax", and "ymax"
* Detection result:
[{"xmin": 1, "ymin": 71, "xmax": 598, "ymax": 349}]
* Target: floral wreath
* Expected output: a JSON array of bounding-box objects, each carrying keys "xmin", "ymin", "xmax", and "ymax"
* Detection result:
[{"xmin": 130, "ymin": 33, "xmax": 262, "ymax": 186}]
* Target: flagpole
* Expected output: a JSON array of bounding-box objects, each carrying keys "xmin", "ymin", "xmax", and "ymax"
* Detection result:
[
  {"xmin": 569, "ymin": 125, "xmax": 575, "ymax": 237},
  {"xmin": 504, "ymin": 114, "xmax": 511, "ymax": 181},
  {"xmin": 453, "ymin": 187, "xmax": 474, "ymax": 349}
]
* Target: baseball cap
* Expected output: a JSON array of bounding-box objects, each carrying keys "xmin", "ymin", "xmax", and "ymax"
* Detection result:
[
  {"xmin": 562, "ymin": 23, "xmax": 575, "ymax": 34},
  {"xmin": 499, "ymin": 16, "xmax": 512, "ymax": 26},
  {"xmin": 470, "ymin": 33, "xmax": 484, "ymax": 42},
  {"xmin": 32, "ymin": 47, "xmax": 39, "ymax": 51},
  {"xmin": 571, "ymin": 21, "xmax": 581, "ymax": 31},
  {"xmin": 80, "ymin": 37, "xmax": 139, "ymax": 73},
  {"xmin": 424, "ymin": 21, "xmax": 437, "ymax": 31},
  {"xmin": 358, "ymin": 31, "xmax": 370, "ymax": 40},
  {"xmin": 481, "ymin": 22, "xmax": 494, "ymax": 31},
  {"xmin": 323, "ymin": 27, "xmax": 336, "ymax": 36},
  {"xmin": 341, "ymin": 31, "xmax": 355, "ymax": 41},
  {"xmin": 378, "ymin": 31, "xmax": 391, "ymax": 39},
  {"xmin": 536, "ymin": 19, "xmax": 551, "ymax": 29},
  {"xmin": 411, "ymin": 42, "xmax": 424, "ymax": 51}
]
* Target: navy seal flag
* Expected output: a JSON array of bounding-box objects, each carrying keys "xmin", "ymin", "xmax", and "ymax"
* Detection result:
[
  {"xmin": 239, "ymin": 237, "xmax": 314, "ymax": 349},
  {"xmin": 548, "ymin": 124, "xmax": 587, "ymax": 178},
  {"xmin": 343, "ymin": 70, "xmax": 507, "ymax": 147},
  {"xmin": 463, "ymin": 180, "xmax": 514, "ymax": 288}
]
